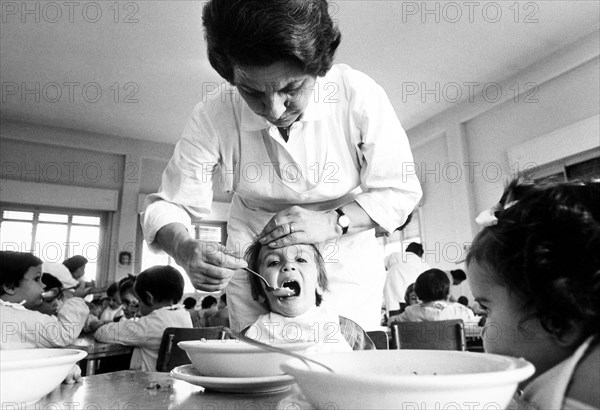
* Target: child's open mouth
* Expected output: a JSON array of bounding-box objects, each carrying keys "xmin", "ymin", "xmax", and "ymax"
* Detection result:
[{"xmin": 275, "ymin": 280, "xmax": 300, "ymax": 298}]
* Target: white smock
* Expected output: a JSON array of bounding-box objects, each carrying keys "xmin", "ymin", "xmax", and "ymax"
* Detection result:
[{"xmin": 142, "ymin": 64, "xmax": 422, "ymax": 331}]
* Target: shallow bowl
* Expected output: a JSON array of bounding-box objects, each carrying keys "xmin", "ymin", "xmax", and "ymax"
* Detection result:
[
  {"xmin": 178, "ymin": 339, "xmax": 315, "ymax": 378},
  {"xmin": 281, "ymin": 350, "xmax": 534, "ymax": 410},
  {"xmin": 1, "ymin": 348, "xmax": 87, "ymax": 405}
]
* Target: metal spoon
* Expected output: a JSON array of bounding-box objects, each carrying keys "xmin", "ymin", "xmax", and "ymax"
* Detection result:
[
  {"xmin": 243, "ymin": 267, "xmax": 294, "ymax": 296},
  {"xmin": 222, "ymin": 327, "xmax": 335, "ymax": 373}
]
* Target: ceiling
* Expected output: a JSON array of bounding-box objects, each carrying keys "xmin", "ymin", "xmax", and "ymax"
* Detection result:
[{"xmin": 1, "ymin": 1, "xmax": 599, "ymax": 145}]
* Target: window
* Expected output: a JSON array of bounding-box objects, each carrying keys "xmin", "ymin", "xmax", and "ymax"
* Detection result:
[
  {"xmin": 139, "ymin": 221, "xmax": 228, "ymax": 294},
  {"xmin": 0, "ymin": 207, "xmax": 105, "ymax": 282},
  {"xmin": 533, "ymin": 153, "xmax": 600, "ymax": 183},
  {"xmin": 377, "ymin": 208, "xmax": 422, "ymax": 258}
]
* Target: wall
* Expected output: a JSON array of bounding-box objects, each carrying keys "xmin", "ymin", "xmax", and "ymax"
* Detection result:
[
  {"xmin": 0, "ymin": 121, "xmax": 231, "ymax": 282},
  {"xmin": 407, "ymin": 31, "xmax": 600, "ymax": 277}
]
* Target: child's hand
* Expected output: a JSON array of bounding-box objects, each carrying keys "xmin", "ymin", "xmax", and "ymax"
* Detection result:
[{"xmin": 63, "ymin": 364, "xmax": 83, "ymax": 384}]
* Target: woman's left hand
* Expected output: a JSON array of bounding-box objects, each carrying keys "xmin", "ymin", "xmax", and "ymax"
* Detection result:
[{"xmin": 258, "ymin": 206, "xmax": 340, "ymax": 248}]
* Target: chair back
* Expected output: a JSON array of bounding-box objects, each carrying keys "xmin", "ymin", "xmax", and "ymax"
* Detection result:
[
  {"xmin": 391, "ymin": 319, "xmax": 466, "ymax": 351},
  {"xmin": 156, "ymin": 326, "xmax": 228, "ymax": 372},
  {"xmin": 365, "ymin": 330, "xmax": 389, "ymax": 350}
]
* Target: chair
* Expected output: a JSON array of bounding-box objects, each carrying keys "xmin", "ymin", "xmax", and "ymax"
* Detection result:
[
  {"xmin": 390, "ymin": 319, "xmax": 466, "ymax": 351},
  {"xmin": 365, "ymin": 330, "xmax": 389, "ymax": 350},
  {"xmin": 156, "ymin": 326, "xmax": 228, "ymax": 372}
]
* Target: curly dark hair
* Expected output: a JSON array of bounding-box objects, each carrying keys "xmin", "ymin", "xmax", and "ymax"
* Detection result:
[
  {"xmin": 0, "ymin": 251, "xmax": 43, "ymax": 296},
  {"xmin": 467, "ymin": 177, "xmax": 600, "ymax": 342},
  {"xmin": 244, "ymin": 240, "xmax": 329, "ymax": 310},
  {"xmin": 202, "ymin": 0, "xmax": 341, "ymax": 83}
]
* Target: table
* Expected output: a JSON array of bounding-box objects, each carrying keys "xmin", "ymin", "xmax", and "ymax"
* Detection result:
[
  {"xmin": 68, "ymin": 334, "xmax": 133, "ymax": 376},
  {"xmin": 32, "ymin": 371, "xmax": 312, "ymax": 410}
]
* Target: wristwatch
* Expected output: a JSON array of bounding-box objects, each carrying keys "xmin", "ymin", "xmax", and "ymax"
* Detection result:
[{"xmin": 335, "ymin": 208, "xmax": 350, "ymax": 235}]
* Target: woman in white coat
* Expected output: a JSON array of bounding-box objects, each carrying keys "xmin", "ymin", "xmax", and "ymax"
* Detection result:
[{"xmin": 142, "ymin": 0, "xmax": 422, "ymax": 331}]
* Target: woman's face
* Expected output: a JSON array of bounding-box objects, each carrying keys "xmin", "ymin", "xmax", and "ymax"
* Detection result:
[
  {"xmin": 233, "ymin": 60, "xmax": 317, "ymax": 128},
  {"xmin": 257, "ymin": 244, "xmax": 322, "ymax": 317}
]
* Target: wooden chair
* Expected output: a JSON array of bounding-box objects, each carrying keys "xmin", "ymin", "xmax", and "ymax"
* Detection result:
[
  {"xmin": 365, "ymin": 330, "xmax": 390, "ymax": 350},
  {"xmin": 390, "ymin": 319, "xmax": 466, "ymax": 351},
  {"xmin": 156, "ymin": 326, "xmax": 228, "ymax": 372}
]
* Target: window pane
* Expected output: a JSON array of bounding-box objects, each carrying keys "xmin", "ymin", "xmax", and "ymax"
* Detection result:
[
  {"xmin": 196, "ymin": 225, "xmax": 223, "ymax": 243},
  {"xmin": 1, "ymin": 221, "xmax": 33, "ymax": 252},
  {"xmin": 72, "ymin": 215, "xmax": 101, "ymax": 225},
  {"xmin": 39, "ymin": 213, "xmax": 69, "ymax": 223},
  {"xmin": 35, "ymin": 223, "xmax": 68, "ymax": 262},
  {"xmin": 3, "ymin": 210, "xmax": 34, "ymax": 221},
  {"xmin": 566, "ymin": 157, "xmax": 600, "ymax": 181},
  {"xmin": 70, "ymin": 225, "xmax": 101, "ymax": 281}
]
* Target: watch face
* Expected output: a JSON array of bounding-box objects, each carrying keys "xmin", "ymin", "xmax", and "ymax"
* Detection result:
[{"xmin": 338, "ymin": 215, "xmax": 350, "ymax": 228}]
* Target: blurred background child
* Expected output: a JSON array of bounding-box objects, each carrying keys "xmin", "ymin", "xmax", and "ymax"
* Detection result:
[
  {"xmin": 92, "ymin": 265, "xmax": 192, "ymax": 371},
  {"xmin": 467, "ymin": 178, "xmax": 599, "ymax": 409},
  {"xmin": 99, "ymin": 282, "xmax": 123, "ymax": 322},
  {"xmin": 388, "ymin": 269, "xmax": 476, "ymax": 324}
]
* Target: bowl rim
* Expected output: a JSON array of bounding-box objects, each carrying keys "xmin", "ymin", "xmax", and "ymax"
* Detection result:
[
  {"xmin": 280, "ymin": 350, "xmax": 535, "ymax": 388},
  {"xmin": 178, "ymin": 339, "xmax": 317, "ymax": 353},
  {"xmin": 0, "ymin": 348, "xmax": 88, "ymax": 370}
]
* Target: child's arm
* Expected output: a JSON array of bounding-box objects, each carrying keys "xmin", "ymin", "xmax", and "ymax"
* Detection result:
[{"xmin": 93, "ymin": 317, "xmax": 148, "ymax": 346}]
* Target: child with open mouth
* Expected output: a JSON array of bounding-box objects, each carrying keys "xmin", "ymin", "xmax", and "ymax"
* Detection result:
[{"xmin": 243, "ymin": 240, "xmax": 375, "ymax": 352}]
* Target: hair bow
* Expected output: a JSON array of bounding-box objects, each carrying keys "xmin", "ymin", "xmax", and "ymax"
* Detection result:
[{"xmin": 475, "ymin": 201, "xmax": 517, "ymax": 227}]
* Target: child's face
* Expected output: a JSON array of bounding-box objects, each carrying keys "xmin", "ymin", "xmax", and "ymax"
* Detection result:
[
  {"xmin": 72, "ymin": 265, "xmax": 86, "ymax": 280},
  {"xmin": 7, "ymin": 265, "xmax": 44, "ymax": 309},
  {"xmin": 257, "ymin": 244, "xmax": 322, "ymax": 317},
  {"xmin": 406, "ymin": 291, "xmax": 419, "ymax": 306},
  {"xmin": 108, "ymin": 293, "xmax": 121, "ymax": 310},
  {"xmin": 468, "ymin": 261, "xmax": 569, "ymax": 378},
  {"xmin": 121, "ymin": 290, "xmax": 139, "ymax": 319}
]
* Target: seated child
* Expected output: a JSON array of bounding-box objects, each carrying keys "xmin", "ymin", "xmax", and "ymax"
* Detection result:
[
  {"xmin": 99, "ymin": 282, "xmax": 123, "ymax": 322},
  {"xmin": 62, "ymin": 255, "xmax": 97, "ymax": 300},
  {"xmin": 1, "ymin": 251, "xmax": 89, "ymax": 349},
  {"xmin": 116, "ymin": 276, "xmax": 140, "ymax": 321},
  {"xmin": 93, "ymin": 265, "xmax": 192, "ymax": 372},
  {"xmin": 34, "ymin": 273, "xmax": 64, "ymax": 316},
  {"xmin": 388, "ymin": 269, "xmax": 477, "ymax": 323},
  {"xmin": 244, "ymin": 240, "xmax": 375, "ymax": 351},
  {"xmin": 467, "ymin": 177, "xmax": 599, "ymax": 409}
]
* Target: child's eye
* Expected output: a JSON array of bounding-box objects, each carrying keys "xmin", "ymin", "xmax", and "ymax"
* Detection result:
[
  {"xmin": 267, "ymin": 260, "xmax": 280, "ymax": 267},
  {"xmin": 296, "ymin": 257, "xmax": 307, "ymax": 263}
]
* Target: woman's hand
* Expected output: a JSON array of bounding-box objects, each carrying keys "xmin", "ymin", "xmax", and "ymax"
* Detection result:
[
  {"xmin": 258, "ymin": 206, "xmax": 340, "ymax": 248},
  {"xmin": 174, "ymin": 239, "xmax": 247, "ymax": 292}
]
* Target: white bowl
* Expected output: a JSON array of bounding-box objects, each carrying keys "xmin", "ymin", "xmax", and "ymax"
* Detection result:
[
  {"xmin": 1, "ymin": 348, "xmax": 87, "ymax": 405},
  {"xmin": 281, "ymin": 350, "xmax": 535, "ymax": 410},
  {"xmin": 178, "ymin": 339, "xmax": 316, "ymax": 378}
]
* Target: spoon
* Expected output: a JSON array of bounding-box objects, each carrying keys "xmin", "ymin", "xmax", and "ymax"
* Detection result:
[
  {"xmin": 243, "ymin": 267, "xmax": 294, "ymax": 296},
  {"xmin": 222, "ymin": 327, "xmax": 335, "ymax": 373}
]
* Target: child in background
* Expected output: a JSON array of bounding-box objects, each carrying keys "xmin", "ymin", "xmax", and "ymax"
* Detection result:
[
  {"xmin": 117, "ymin": 276, "xmax": 139, "ymax": 320},
  {"xmin": 198, "ymin": 295, "xmax": 218, "ymax": 327},
  {"xmin": 388, "ymin": 269, "xmax": 476, "ymax": 324},
  {"xmin": 467, "ymin": 178, "xmax": 599, "ymax": 409},
  {"xmin": 99, "ymin": 282, "xmax": 123, "ymax": 322},
  {"xmin": 0, "ymin": 252, "xmax": 89, "ymax": 383},
  {"xmin": 62, "ymin": 255, "xmax": 96, "ymax": 300},
  {"xmin": 93, "ymin": 265, "xmax": 192, "ymax": 371},
  {"xmin": 245, "ymin": 241, "xmax": 375, "ymax": 351}
]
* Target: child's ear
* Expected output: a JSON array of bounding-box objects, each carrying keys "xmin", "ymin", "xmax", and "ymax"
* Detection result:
[
  {"xmin": 2, "ymin": 283, "xmax": 17, "ymax": 295},
  {"xmin": 550, "ymin": 320, "xmax": 584, "ymax": 349},
  {"xmin": 144, "ymin": 291, "xmax": 154, "ymax": 306}
]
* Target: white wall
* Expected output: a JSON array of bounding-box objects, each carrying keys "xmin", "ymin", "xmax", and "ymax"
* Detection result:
[
  {"xmin": 0, "ymin": 121, "xmax": 231, "ymax": 282},
  {"xmin": 407, "ymin": 31, "xmax": 600, "ymax": 275}
]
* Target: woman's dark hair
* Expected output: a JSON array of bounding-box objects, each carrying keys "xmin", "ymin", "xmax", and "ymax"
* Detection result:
[
  {"xmin": 134, "ymin": 266, "xmax": 185, "ymax": 306},
  {"xmin": 183, "ymin": 296, "xmax": 197, "ymax": 310},
  {"xmin": 201, "ymin": 295, "xmax": 218, "ymax": 309},
  {"xmin": 63, "ymin": 255, "xmax": 88, "ymax": 273},
  {"xmin": 202, "ymin": 0, "xmax": 341, "ymax": 83},
  {"xmin": 0, "ymin": 251, "xmax": 43, "ymax": 295},
  {"xmin": 244, "ymin": 240, "xmax": 329, "ymax": 310},
  {"xmin": 467, "ymin": 178, "xmax": 600, "ymax": 342},
  {"xmin": 405, "ymin": 242, "xmax": 424, "ymax": 258},
  {"xmin": 414, "ymin": 269, "xmax": 450, "ymax": 302},
  {"xmin": 118, "ymin": 275, "xmax": 136, "ymax": 299}
]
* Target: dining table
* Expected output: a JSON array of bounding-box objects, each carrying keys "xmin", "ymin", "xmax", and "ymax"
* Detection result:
[
  {"xmin": 31, "ymin": 370, "xmax": 316, "ymax": 410},
  {"xmin": 67, "ymin": 334, "xmax": 134, "ymax": 376}
]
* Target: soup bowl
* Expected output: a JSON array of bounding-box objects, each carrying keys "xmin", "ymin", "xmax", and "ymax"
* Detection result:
[
  {"xmin": 178, "ymin": 339, "xmax": 315, "ymax": 378},
  {"xmin": 281, "ymin": 350, "xmax": 534, "ymax": 410},
  {"xmin": 0, "ymin": 348, "xmax": 87, "ymax": 405}
]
